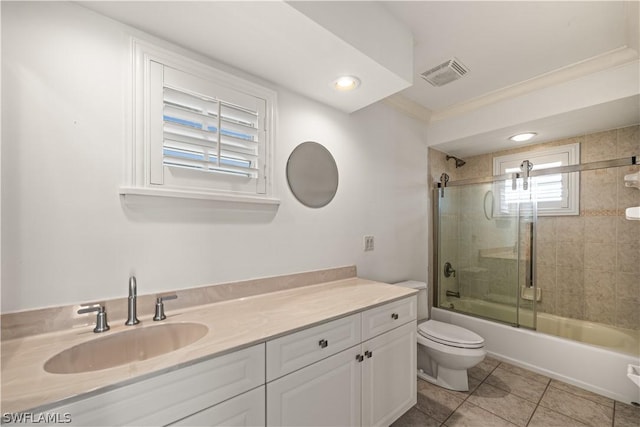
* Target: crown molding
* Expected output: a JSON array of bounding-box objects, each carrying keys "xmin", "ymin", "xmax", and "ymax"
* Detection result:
[
  {"xmin": 382, "ymin": 93, "xmax": 432, "ymax": 122},
  {"xmin": 430, "ymin": 46, "xmax": 639, "ymax": 122}
]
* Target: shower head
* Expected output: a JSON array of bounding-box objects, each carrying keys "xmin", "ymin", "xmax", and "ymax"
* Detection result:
[{"xmin": 446, "ymin": 155, "xmax": 466, "ymax": 168}]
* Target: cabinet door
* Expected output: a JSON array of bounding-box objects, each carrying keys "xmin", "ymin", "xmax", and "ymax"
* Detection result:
[
  {"xmin": 170, "ymin": 386, "xmax": 265, "ymax": 427},
  {"xmin": 267, "ymin": 346, "xmax": 361, "ymax": 427},
  {"xmin": 361, "ymin": 321, "xmax": 417, "ymax": 427}
]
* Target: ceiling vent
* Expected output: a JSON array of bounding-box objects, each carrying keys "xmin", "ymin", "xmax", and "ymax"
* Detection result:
[{"xmin": 420, "ymin": 58, "xmax": 469, "ymax": 87}]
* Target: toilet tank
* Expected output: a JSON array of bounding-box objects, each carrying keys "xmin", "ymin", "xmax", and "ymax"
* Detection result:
[{"xmin": 393, "ymin": 281, "xmax": 428, "ymax": 321}]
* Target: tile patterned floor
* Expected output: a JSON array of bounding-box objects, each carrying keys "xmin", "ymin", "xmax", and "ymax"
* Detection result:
[{"xmin": 392, "ymin": 357, "xmax": 640, "ymax": 427}]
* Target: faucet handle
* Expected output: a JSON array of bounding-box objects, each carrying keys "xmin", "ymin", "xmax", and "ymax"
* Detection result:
[
  {"xmin": 77, "ymin": 304, "xmax": 110, "ymax": 333},
  {"xmin": 153, "ymin": 294, "xmax": 178, "ymax": 321}
]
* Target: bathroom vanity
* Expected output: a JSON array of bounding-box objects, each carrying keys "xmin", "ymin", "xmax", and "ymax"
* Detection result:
[{"xmin": 1, "ymin": 277, "xmax": 417, "ymax": 426}]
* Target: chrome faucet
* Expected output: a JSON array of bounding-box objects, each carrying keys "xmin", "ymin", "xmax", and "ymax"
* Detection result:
[{"xmin": 125, "ymin": 276, "xmax": 140, "ymax": 326}]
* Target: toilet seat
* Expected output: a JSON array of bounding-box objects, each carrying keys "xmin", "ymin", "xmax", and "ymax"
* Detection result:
[{"xmin": 418, "ymin": 320, "xmax": 484, "ymax": 349}]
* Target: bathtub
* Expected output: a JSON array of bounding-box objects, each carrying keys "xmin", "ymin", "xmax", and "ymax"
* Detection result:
[
  {"xmin": 432, "ymin": 301, "xmax": 640, "ymax": 404},
  {"xmin": 448, "ymin": 298, "xmax": 639, "ymax": 357}
]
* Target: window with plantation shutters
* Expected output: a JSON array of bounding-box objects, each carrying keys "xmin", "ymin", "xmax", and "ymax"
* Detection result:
[
  {"xmin": 162, "ymin": 87, "xmax": 260, "ymax": 179},
  {"xmin": 493, "ymin": 143, "xmax": 580, "ymax": 216},
  {"xmin": 122, "ymin": 39, "xmax": 278, "ymax": 204},
  {"xmin": 149, "ymin": 61, "xmax": 269, "ymax": 194}
]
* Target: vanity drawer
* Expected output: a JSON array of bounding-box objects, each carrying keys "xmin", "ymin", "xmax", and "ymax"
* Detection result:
[
  {"xmin": 170, "ymin": 385, "xmax": 265, "ymax": 427},
  {"xmin": 266, "ymin": 313, "xmax": 361, "ymax": 381},
  {"xmin": 362, "ymin": 296, "xmax": 416, "ymax": 341},
  {"xmin": 42, "ymin": 344, "xmax": 265, "ymax": 426}
]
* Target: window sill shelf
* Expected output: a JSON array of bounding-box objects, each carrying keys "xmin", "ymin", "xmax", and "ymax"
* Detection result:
[{"xmin": 119, "ymin": 187, "xmax": 280, "ymax": 207}]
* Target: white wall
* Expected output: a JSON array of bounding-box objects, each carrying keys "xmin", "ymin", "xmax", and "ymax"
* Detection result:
[{"xmin": 1, "ymin": 2, "xmax": 429, "ymax": 312}]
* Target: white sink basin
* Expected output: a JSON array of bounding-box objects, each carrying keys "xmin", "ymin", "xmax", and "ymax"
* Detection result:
[{"xmin": 44, "ymin": 323, "xmax": 209, "ymax": 374}]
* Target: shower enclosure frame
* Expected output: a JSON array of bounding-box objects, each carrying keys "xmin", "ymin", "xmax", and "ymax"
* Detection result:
[
  {"xmin": 433, "ymin": 179, "xmax": 536, "ymax": 329},
  {"xmin": 432, "ymin": 154, "xmax": 638, "ymax": 330}
]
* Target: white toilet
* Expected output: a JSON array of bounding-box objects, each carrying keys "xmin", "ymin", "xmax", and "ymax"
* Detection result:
[{"xmin": 394, "ymin": 281, "xmax": 486, "ymax": 392}]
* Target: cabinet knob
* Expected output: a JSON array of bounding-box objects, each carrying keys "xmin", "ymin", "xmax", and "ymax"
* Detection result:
[
  {"xmin": 355, "ymin": 354, "xmax": 364, "ymax": 362},
  {"xmin": 318, "ymin": 339, "xmax": 329, "ymax": 348},
  {"xmin": 391, "ymin": 313, "xmax": 399, "ymax": 320},
  {"xmin": 365, "ymin": 350, "xmax": 373, "ymax": 358}
]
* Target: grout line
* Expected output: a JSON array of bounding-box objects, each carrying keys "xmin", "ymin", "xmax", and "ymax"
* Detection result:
[
  {"xmin": 441, "ymin": 361, "xmax": 501, "ymax": 426},
  {"xmin": 525, "ymin": 379, "xmax": 551, "ymax": 426},
  {"xmin": 611, "ymin": 401, "xmax": 616, "ymax": 427},
  {"xmin": 439, "ymin": 388, "xmax": 467, "ymax": 427},
  {"xmin": 418, "ymin": 356, "xmax": 624, "ymax": 427}
]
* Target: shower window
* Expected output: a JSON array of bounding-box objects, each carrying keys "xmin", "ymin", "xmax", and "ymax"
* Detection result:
[{"xmin": 493, "ymin": 143, "xmax": 580, "ymax": 216}]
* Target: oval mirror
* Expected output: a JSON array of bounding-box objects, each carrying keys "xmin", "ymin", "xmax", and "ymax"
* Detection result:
[{"xmin": 286, "ymin": 142, "xmax": 339, "ymax": 208}]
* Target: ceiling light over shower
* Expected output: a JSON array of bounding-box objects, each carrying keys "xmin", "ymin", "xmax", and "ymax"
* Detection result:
[
  {"xmin": 509, "ymin": 132, "xmax": 537, "ymax": 142},
  {"xmin": 333, "ymin": 76, "xmax": 360, "ymax": 91}
]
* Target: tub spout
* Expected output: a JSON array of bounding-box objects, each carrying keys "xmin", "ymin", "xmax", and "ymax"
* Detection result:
[{"xmin": 446, "ymin": 290, "xmax": 461, "ymax": 298}]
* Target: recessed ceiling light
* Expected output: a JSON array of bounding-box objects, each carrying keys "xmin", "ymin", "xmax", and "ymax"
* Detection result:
[
  {"xmin": 333, "ymin": 76, "xmax": 360, "ymax": 91},
  {"xmin": 509, "ymin": 132, "xmax": 537, "ymax": 142}
]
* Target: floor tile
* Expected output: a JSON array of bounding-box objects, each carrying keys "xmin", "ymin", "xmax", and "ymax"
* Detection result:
[
  {"xmin": 391, "ymin": 406, "xmax": 441, "ymax": 427},
  {"xmin": 549, "ymin": 379, "xmax": 614, "ymax": 408},
  {"xmin": 467, "ymin": 383, "xmax": 536, "ymax": 426},
  {"xmin": 614, "ymin": 401, "xmax": 640, "ymax": 427},
  {"xmin": 496, "ymin": 361, "xmax": 550, "ymax": 386},
  {"xmin": 408, "ymin": 351, "xmax": 627, "ymax": 427},
  {"xmin": 468, "ymin": 357, "xmax": 500, "ymax": 381},
  {"xmin": 443, "ymin": 401, "xmax": 517, "ymax": 427},
  {"xmin": 417, "ymin": 379, "xmax": 465, "ymax": 423},
  {"xmin": 528, "ymin": 406, "xmax": 588, "ymax": 427},
  {"xmin": 443, "ymin": 374, "xmax": 483, "ymax": 399},
  {"xmin": 485, "ymin": 366, "xmax": 548, "ymax": 403},
  {"xmin": 539, "ymin": 386, "xmax": 613, "ymax": 427}
]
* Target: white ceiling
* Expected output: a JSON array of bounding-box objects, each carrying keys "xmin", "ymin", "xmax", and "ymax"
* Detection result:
[
  {"xmin": 79, "ymin": 1, "xmax": 640, "ymax": 158},
  {"xmin": 79, "ymin": 1, "xmax": 414, "ymax": 114},
  {"xmin": 383, "ymin": 1, "xmax": 633, "ymax": 111}
]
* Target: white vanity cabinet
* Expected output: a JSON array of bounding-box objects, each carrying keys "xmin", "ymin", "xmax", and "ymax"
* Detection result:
[
  {"xmin": 25, "ymin": 295, "xmax": 416, "ymax": 427},
  {"xmin": 35, "ymin": 344, "xmax": 265, "ymax": 427},
  {"xmin": 361, "ymin": 297, "xmax": 418, "ymax": 426},
  {"xmin": 361, "ymin": 322, "xmax": 417, "ymax": 426},
  {"xmin": 266, "ymin": 296, "xmax": 417, "ymax": 427}
]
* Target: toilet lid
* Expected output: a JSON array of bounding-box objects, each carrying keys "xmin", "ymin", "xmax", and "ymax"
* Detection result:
[{"xmin": 418, "ymin": 320, "xmax": 484, "ymax": 349}]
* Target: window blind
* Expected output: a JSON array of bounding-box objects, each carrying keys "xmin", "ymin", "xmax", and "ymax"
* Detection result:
[
  {"xmin": 162, "ymin": 87, "xmax": 260, "ymax": 178},
  {"xmin": 501, "ymin": 163, "xmax": 568, "ymax": 212},
  {"xmin": 130, "ymin": 41, "xmax": 276, "ymax": 201},
  {"xmin": 493, "ymin": 143, "xmax": 580, "ymax": 216},
  {"xmin": 147, "ymin": 60, "xmax": 270, "ymax": 196}
]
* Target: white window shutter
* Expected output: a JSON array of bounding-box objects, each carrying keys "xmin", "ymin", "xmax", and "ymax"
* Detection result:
[
  {"xmin": 493, "ymin": 143, "xmax": 580, "ymax": 216},
  {"xmin": 148, "ymin": 62, "xmax": 269, "ymax": 195}
]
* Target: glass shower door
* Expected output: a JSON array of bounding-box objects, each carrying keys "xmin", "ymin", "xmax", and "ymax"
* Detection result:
[{"xmin": 436, "ymin": 175, "xmax": 536, "ymax": 328}]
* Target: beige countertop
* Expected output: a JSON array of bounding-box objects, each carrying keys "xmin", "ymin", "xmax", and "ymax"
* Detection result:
[{"xmin": 1, "ymin": 278, "xmax": 416, "ymax": 413}]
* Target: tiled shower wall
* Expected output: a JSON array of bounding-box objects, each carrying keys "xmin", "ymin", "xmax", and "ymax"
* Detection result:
[{"xmin": 429, "ymin": 125, "xmax": 640, "ymax": 331}]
